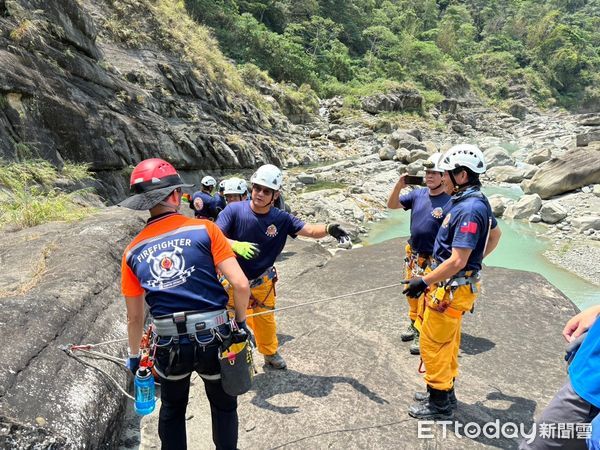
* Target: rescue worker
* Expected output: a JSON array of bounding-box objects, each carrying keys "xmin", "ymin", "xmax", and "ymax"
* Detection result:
[
  {"xmin": 520, "ymin": 304, "xmax": 600, "ymax": 449},
  {"xmin": 223, "ymin": 178, "xmax": 248, "ymax": 204},
  {"xmin": 387, "ymin": 153, "xmax": 450, "ymax": 355},
  {"xmin": 216, "ymin": 164, "xmax": 350, "ymax": 370},
  {"xmin": 191, "ymin": 175, "xmax": 217, "ymax": 220},
  {"xmin": 118, "ymin": 158, "xmax": 250, "ymax": 450},
  {"xmin": 403, "ymin": 144, "xmax": 502, "ymax": 419},
  {"xmin": 215, "ymin": 180, "xmax": 227, "ymax": 212}
]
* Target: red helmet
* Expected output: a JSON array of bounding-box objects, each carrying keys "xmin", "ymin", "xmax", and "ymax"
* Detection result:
[{"xmin": 118, "ymin": 158, "xmax": 193, "ymax": 210}]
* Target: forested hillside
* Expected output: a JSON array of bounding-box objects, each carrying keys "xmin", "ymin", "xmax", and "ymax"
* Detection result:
[{"xmin": 184, "ymin": 0, "xmax": 600, "ymax": 111}]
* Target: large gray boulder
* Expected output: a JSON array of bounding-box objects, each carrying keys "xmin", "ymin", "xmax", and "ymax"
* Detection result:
[
  {"xmin": 526, "ymin": 148, "xmax": 553, "ymax": 165},
  {"xmin": 408, "ymin": 149, "xmax": 430, "ymax": 163},
  {"xmin": 488, "ymin": 195, "xmax": 512, "ymax": 217},
  {"xmin": 388, "ymin": 131, "xmax": 426, "ymax": 151},
  {"xmin": 361, "ymin": 91, "xmax": 423, "ymax": 114},
  {"xmin": 576, "ymin": 128, "xmax": 600, "ymax": 146},
  {"xmin": 378, "ymin": 145, "xmax": 397, "ymax": 161},
  {"xmin": 539, "ymin": 202, "xmax": 568, "ymax": 224},
  {"xmin": 518, "ymin": 163, "xmax": 539, "ymax": 179},
  {"xmin": 393, "ymin": 148, "xmax": 411, "ymax": 163},
  {"xmin": 504, "ymin": 194, "xmax": 542, "ymax": 219},
  {"xmin": 571, "ymin": 216, "xmax": 600, "ymax": 231},
  {"xmin": 483, "ymin": 146, "xmax": 515, "ymax": 168},
  {"xmin": 486, "ymin": 166, "xmax": 526, "ymax": 183},
  {"xmin": 527, "ymin": 149, "xmax": 600, "ymax": 199}
]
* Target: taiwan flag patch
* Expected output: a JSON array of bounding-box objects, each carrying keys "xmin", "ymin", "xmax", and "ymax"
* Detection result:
[{"xmin": 460, "ymin": 221, "xmax": 478, "ymax": 234}]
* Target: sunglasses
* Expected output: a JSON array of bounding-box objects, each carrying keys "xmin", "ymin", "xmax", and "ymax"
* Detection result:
[{"xmin": 252, "ymin": 185, "xmax": 274, "ymax": 195}]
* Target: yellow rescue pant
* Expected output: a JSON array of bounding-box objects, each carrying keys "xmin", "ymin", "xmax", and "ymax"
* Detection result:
[
  {"xmin": 404, "ymin": 244, "xmax": 430, "ymax": 323},
  {"xmin": 227, "ymin": 278, "xmax": 278, "ymax": 356},
  {"xmin": 420, "ymin": 282, "xmax": 479, "ymax": 391}
]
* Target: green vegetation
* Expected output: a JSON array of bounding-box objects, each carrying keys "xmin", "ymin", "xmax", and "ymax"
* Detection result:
[
  {"xmin": 183, "ymin": 0, "xmax": 600, "ymax": 109},
  {"xmin": 0, "ymin": 160, "xmax": 96, "ymax": 230}
]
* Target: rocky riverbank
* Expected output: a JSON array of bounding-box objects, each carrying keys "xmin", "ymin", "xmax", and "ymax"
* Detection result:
[{"xmin": 277, "ymin": 99, "xmax": 600, "ymax": 289}]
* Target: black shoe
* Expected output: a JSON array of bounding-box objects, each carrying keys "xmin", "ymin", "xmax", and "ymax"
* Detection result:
[
  {"xmin": 414, "ymin": 387, "xmax": 458, "ymax": 409},
  {"xmin": 401, "ymin": 321, "xmax": 417, "ymax": 342},
  {"xmin": 409, "ymin": 388, "xmax": 454, "ymax": 420},
  {"xmin": 409, "ymin": 331, "xmax": 420, "ymax": 355}
]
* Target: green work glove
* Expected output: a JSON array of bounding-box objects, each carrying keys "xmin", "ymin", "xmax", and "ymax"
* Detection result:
[{"xmin": 231, "ymin": 241, "xmax": 259, "ymax": 260}]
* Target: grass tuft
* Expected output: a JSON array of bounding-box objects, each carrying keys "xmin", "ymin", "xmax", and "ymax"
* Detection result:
[{"xmin": 0, "ymin": 160, "xmax": 97, "ymax": 230}]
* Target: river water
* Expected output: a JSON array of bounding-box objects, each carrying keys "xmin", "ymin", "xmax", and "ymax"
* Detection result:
[{"xmin": 363, "ymin": 187, "xmax": 600, "ymax": 310}]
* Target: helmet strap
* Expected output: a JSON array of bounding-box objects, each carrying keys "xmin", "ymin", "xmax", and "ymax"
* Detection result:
[{"xmin": 448, "ymin": 170, "xmax": 470, "ymax": 193}]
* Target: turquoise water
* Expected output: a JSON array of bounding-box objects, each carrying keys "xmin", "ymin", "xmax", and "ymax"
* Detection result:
[
  {"xmin": 363, "ymin": 209, "xmax": 599, "ymax": 310},
  {"xmin": 482, "ymin": 185, "xmax": 523, "ymax": 201}
]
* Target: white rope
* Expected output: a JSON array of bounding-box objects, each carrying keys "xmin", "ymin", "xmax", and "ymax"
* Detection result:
[
  {"xmin": 247, "ymin": 282, "xmax": 403, "ymax": 318},
  {"xmin": 65, "ymin": 349, "xmax": 134, "ymax": 400}
]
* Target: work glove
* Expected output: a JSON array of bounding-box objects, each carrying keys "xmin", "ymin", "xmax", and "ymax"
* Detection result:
[
  {"xmin": 231, "ymin": 241, "xmax": 259, "ymax": 260},
  {"xmin": 589, "ymin": 413, "xmax": 600, "ymax": 450},
  {"xmin": 126, "ymin": 354, "xmax": 140, "ymax": 375},
  {"xmin": 402, "ymin": 277, "xmax": 428, "ymax": 298},
  {"xmin": 235, "ymin": 320, "xmax": 256, "ymax": 348},
  {"xmin": 326, "ymin": 223, "xmax": 350, "ymax": 244}
]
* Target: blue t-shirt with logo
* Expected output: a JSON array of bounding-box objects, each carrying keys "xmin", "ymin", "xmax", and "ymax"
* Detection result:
[
  {"xmin": 399, "ymin": 188, "xmax": 451, "ymax": 254},
  {"xmin": 192, "ymin": 191, "xmax": 217, "ymax": 219},
  {"xmin": 570, "ymin": 316, "xmax": 600, "ymax": 408},
  {"xmin": 216, "ymin": 201, "xmax": 306, "ymax": 280},
  {"xmin": 433, "ymin": 188, "xmax": 498, "ymax": 271}
]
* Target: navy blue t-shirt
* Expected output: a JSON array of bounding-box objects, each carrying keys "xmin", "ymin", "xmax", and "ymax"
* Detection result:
[
  {"xmin": 216, "ymin": 201, "xmax": 306, "ymax": 279},
  {"xmin": 399, "ymin": 188, "xmax": 451, "ymax": 254},
  {"xmin": 433, "ymin": 189, "xmax": 498, "ymax": 271},
  {"xmin": 570, "ymin": 316, "xmax": 600, "ymax": 408},
  {"xmin": 192, "ymin": 191, "xmax": 216, "ymax": 219},
  {"xmin": 215, "ymin": 193, "xmax": 227, "ymax": 211}
]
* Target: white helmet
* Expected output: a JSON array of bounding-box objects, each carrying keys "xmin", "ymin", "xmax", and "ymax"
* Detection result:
[
  {"xmin": 201, "ymin": 176, "xmax": 216, "ymax": 187},
  {"xmin": 250, "ymin": 164, "xmax": 282, "ymax": 190},
  {"xmin": 439, "ymin": 144, "xmax": 486, "ymax": 174},
  {"xmin": 223, "ymin": 178, "xmax": 247, "ymax": 195},
  {"xmin": 424, "ymin": 152, "xmax": 445, "ymax": 173},
  {"xmin": 218, "ymin": 180, "xmax": 226, "ymax": 190}
]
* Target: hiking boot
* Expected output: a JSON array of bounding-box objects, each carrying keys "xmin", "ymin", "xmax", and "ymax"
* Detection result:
[
  {"xmin": 413, "ymin": 387, "xmax": 458, "ymax": 410},
  {"xmin": 400, "ymin": 321, "xmax": 417, "ymax": 342},
  {"xmin": 264, "ymin": 352, "xmax": 287, "ymax": 370},
  {"xmin": 409, "ymin": 330, "xmax": 420, "ymax": 355},
  {"xmin": 409, "ymin": 388, "xmax": 454, "ymax": 420}
]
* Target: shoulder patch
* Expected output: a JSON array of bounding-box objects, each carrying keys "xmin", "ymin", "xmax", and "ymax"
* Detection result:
[{"xmin": 442, "ymin": 213, "xmax": 452, "ymax": 228}]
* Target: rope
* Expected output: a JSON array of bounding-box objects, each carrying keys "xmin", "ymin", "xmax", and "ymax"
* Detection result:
[
  {"xmin": 247, "ymin": 282, "xmax": 403, "ymax": 318},
  {"xmin": 63, "ymin": 348, "xmax": 134, "ymax": 400},
  {"xmin": 64, "ymin": 282, "xmax": 404, "ymax": 397},
  {"xmin": 70, "ymin": 337, "xmax": 129, "ymax": 348}
]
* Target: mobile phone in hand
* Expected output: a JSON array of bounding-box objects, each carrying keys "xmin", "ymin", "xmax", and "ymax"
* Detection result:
[{"xmin": 405, "ymin": 175, "xmax": 425, "ymax": 186}]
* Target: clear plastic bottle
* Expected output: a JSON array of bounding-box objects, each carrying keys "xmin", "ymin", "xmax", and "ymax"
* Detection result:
[{"xmin": 134, "ymin": 367, "xmax": 155, "ymax": 416}]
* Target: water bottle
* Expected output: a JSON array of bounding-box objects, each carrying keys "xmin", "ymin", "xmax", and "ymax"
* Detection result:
[{"xmin": 134, "ymin": 367, "xmax": 155, "ymax": 416}]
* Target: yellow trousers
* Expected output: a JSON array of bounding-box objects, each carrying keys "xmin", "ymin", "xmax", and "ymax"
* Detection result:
[
  {"xmin": 420, "ymin": 282, "xmax": 479, "ymax": 391},
  {"xmin": 226, "ymin": 278, "xmax": 278, "ymax": 356},
  {"xmin": 404, "ymin": 244, "xmax": 430, "ymax": 323}
]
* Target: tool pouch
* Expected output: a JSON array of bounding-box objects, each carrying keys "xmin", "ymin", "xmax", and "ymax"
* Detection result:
[{"xmin": 218, "ymin": 332, "xmax": 254, "ymax": 396}]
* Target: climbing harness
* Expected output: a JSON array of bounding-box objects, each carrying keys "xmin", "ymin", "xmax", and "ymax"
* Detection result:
[{"xmin": 63, "ymin": 282, "xmax": 404, "ymax": 399}]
